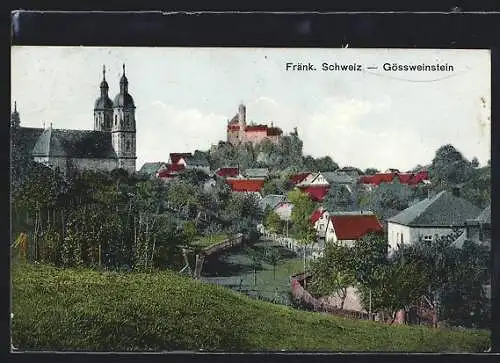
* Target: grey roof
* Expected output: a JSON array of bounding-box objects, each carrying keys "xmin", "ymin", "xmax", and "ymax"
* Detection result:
[
  {"xmin": 185, "ymin": 155, "xmax": 210, "ymax": 167},
  {"xmin": 321, "ymin": 171, "xmax": 357, "ymax": 184},
  {"xmin": 139, "ymin": 162, "xmax": 166, "ymax": 175},
  {"xmin": 259, "ymin": 194, "xmax": 287, "ymax": 211},
  {"xmin": 388, "ymin": 191, "xmax": 482, "ymax": 227},
  {"xmin": 32, "ymin": 127, "xmax": 117, "ymax": 159},
  {"xmin": 475, "ymin": 205, "xmax": 491, "ymax": 223},
  {"xmin": 95, "ymin": 95, "xmax": 113, "ymax": 109},
  {"xmin": 113, "ymin": 93, "xmax": 135, "ymax": 108},
  {"xmin": 11, "ymin": 127, "xmax": 44, "ymax": 161},
  {"xmin": 243, "ymin": 168, "xmax": 269, "ymax": 178}
]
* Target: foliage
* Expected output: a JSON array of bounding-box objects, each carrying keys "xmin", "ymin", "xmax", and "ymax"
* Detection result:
[
  {"xmin": 263, "ymin": 210, "xmax": 284, "ymax": 235},
  {"xmin": 323, "ymin": 184, "xmax": 355, "ymax": 212},
  {"xmin": 429, "ymin": 144, "xmax": 473, "ymax": 191},
  {"xmin": 364, "ymin": 168, "xmax": 379, "ymax": 175},
  {"xmin": 11, "ymin": 262, "xmax": 490, "ymax": 352},
  {"xmin": 310, "ymin": 243, "xmax": 356, "ymax": 309},
  {"xmin": 359, "ymin": 182, "xmax": 415, "ymax": 219}
]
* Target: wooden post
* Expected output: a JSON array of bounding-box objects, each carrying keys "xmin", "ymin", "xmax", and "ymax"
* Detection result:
[{"xmin": 98, "ymin": 243, "xmax": 102, "ymax": 267}]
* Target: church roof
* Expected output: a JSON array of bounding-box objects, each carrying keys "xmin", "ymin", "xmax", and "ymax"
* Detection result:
[
  {"xmin": 95, "ymin": 96, "xmax": 114, "ymax": 109},
  {"xmin": 113, "ymin": 93, "xmax": 135, "ymax": 108},
  {"xmin": 31, "ymin": 127, "xmax": 117, "ymax": 159}
]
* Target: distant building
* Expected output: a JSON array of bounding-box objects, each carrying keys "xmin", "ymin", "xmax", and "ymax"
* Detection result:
[
  {"xmin": 453, "ymin": 204, "xmax": 491, "ymax": 248},
  {"xmin": 358, "ymin": 170, "xmax": 430, "ymax": 190},
  {"xmin": 311, "ymin": 207, "xmax": 330, "ymax": 239},
  {"xmin": 215, "ymin": 167, "xmax": 240, "ymax": 178},
  {"xmin": 11, "ymin": 64, "xmax": 137, "ymax": 175},
  {"xmin": 138, "ymin": 162, "xmax": 167, "ymax": 178},
  {"xmin": 226, "ymin": 104, "xmax": 283, "ymax": 146},
  {"xmin": 226, "ymin": 178, "xmax": 265, "ymax": 193},
  {"xmin": 259, "ymin": 194, "xmax": 288, "ymax": 212},
  {"xmin": 387, "ymin": 190, "xmax": 482, "ymax": 252},
  {"xmin": 168, "ymin": 152, "xmax": 210, "ymax": 173}
]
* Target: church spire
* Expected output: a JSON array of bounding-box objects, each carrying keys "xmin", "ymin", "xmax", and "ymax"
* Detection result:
[
  {"xmin": 120, "ymin": 63, "xmax": 128, "ymax": 94},
  {"xmin": 100, "ymin": 64, "xmax": 109, "ymax": 97},
  {"xmin": 11, "ymin": 101, "xmax": 20, "ymax": 128}
]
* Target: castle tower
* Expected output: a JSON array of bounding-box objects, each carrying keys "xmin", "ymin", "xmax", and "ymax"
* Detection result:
[
  {"xmin": 94, "ymin": 65, "xmax": 114, "ymax": 131},
  {"xmin": 11, "ymin": 101, "xmax": 20, "ymax": 128},
  {"xmin": 238, "ymin": 102, "xmax": 246, "ymax": 142},
  {"xmin": 112, "ymin": 64, "xmax": 137, "ymax": 173}
]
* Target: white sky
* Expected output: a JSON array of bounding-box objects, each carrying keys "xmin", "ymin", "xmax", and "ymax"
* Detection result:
[{"xmin": 11, "ymin": 46, "xmax": 491, "ymax": 171}]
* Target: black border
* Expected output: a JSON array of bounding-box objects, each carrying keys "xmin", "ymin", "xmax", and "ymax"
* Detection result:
[{"xmin": 6, "ymin": 9, "xmax": 500, "ymax": 362}]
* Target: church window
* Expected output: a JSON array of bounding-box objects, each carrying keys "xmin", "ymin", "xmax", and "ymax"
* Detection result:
[
  {"xmin": 114, "ymin": 114, "xmax": 117, "ymax": 125},
  {"xmin": 126, "ymin": 140, "xmax": 131, "ymax": 151}
]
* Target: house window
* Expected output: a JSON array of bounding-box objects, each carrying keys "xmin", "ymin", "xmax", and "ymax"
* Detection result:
[{"xmin": 423, "ymin": 235, "xmax": 432, "ymax": 242}]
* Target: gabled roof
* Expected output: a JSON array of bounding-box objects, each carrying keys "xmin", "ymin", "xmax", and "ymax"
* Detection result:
[
  {"xmin": 475, "ymin": 205, "xmax": 491, "ymax": 224},
  {"xmin": 310, "ymin": 207, "xmax": 327, "ymax": 224},
  {"xmin": 290, "ymin": 172, "xmax": 312, "ymax": 185},
  {"xmin": 322, "ymin": 171, "xmax": 357, "ymax": 184},
  {"xmin": 243, "ymin": 168, "xmax": 269, "ymax": 178},
  {"xmin": 139, "ymin": 162, "xmax": 166, "ymax": 176},
  {"xmin": 215, "ymin": 167, "xmax": 240, "ymax": 178},
  {"xmin": 259, "ymin": 194, "xmax": 288, "ymax": 211},
  {"xmin": 330, "ymin": 214, "xmax": 383, "ymax": 240},
  {"xmin": 31, "ymin": 127, "xmax": 117, "ymax": 159},
  {"xmin": 387, "ymin": 191, "xmax": 482, "ymax": 227},
  {"xmin": 358, "ymin": 173, "xmax": 396, "ymax": 185},
  {"xmin": 226, "ymin": 178, "xmax": 265, "ymax": 192},
  {"xmin": 170, "ymin": 153, "xmax": 192, "ymax": 164},
  {"xmin": 185, "ymin": 155, "xmax": 210, "ymax": 167},
  {"xmin": 298, "ymin": 185, "xmax": 330, "ymax": 202},
  {"xmin": 158, "ymin": 163, "xmax": 185, "ymax": 178}
]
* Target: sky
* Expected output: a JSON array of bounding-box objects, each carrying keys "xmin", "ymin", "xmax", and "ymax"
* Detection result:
[{"xmin": 11, "ymin": 47, "xmax": 491, "ymax": 171}]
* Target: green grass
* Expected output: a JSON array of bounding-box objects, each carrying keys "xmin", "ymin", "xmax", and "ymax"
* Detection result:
[
  {"xmin": 190, "ymin": 233, "xmax": 229, "ymax": 248},
  {"xmin": 11, "ymin": 262, "xmax": 490, "ymax": 352}
]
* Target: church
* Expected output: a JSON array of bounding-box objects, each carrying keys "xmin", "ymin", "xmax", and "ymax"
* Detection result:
[{"xmin": 10, "ymin": 64, "xmax": 137, "ymax": 176}]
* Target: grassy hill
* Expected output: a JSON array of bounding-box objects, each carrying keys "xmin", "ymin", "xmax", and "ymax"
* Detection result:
[{"xmin": 11, "ymin": 262, "xmax": 490, "ymax": 352}]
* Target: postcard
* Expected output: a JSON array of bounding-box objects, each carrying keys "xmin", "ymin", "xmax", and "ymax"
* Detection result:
[{"xmin": 10, "ymin": 46, "xmax": 491, "ymax": 352}]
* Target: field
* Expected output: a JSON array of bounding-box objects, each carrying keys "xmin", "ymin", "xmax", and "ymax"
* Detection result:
[
  {"xmin": 11, "ymin": 261, "xmax": 490, "ymax": 352},
  {"xmin": 190, "ymin": 233, "xmax": 230, "ymax": 248}
]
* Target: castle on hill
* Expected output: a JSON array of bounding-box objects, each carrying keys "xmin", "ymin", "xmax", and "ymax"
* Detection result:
[
  {"xmin": 226, "ymin": 104, "xmax": 283, "ymax": 146},
  {"xmin": 10, "ymin": 64, "xmax": 137, "ymax": 176}
]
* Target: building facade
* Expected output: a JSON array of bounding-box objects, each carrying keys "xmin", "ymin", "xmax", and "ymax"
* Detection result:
[{"xmin": 11, "ymin": 64, "xmax": 137, "ymax": 176}]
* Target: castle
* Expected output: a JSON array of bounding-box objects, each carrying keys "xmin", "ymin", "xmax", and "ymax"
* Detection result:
[
  {"xmin": 226, "ymin": 104, "xmax": 283, "ymax": 146},
  {"xmin": 10, "ymin": 64, "xmax": 137, "ymax": 176}
]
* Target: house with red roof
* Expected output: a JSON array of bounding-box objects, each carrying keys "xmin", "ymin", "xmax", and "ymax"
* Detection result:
[
  {"xmin": 290, "ymin": 172, "xmax": 313, "ymax": 186},
  {"xmin": 169, "ymin": 152, "xmax": 210, "ymax": 173},
  {"xmin": 310, "ymin": 207, "xmax": 330, "ymax": 238},
  {"xmin": 324, "ymin": 213, "xmax": 384, "ymax": 247},
  {"xmin": 157, "ymin": 163, "xmax": 186, "ymax": 181},
  {"xmin": 226, "ymin": 178, "xmax": 265, "ymax": 193},
  {"xmin": 215, "ymin": 167, "xmax": 240, "ymax": 178},
  {"xmin": 358, "ymin": 170, "xmax": 430, "ymax": 190},
  {"xmin": 299, "ymin": 185, "xmax": 330, "ymax": 202}
]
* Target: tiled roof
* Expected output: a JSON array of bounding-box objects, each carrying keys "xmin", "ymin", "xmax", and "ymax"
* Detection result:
[
  {"xmin": 331, "ymin": 214, "xmax": 383, "ymax": 240},
  {"xmin": 31, "ymin": 127, "xmax": 117, "ymax": 159},
  {"xmin": 298, "ymin": 185, "xmax": 330, "ymax": 202},
  {"xmin": 360, "ymin": 171, "xmax": 430, "ymax": 186},
  {"xmin": 170, "ymin": 153, "xmax": 192, "ymax": 164},
  {"xmin": 245, "ymin": 125, "xmax": 268, "ymax": 132},
  {"xmin": 259, "ymin": 194, "xmax": 287, "ymax": 211},
  {"xmin": 158, "ymin": 163, "xmax": 185, "ymax": 178},
  {"xmin": 475, "ymin": 205, "xmax": 491, "ymax": 223},
  {"xmin": 290, "ymin": 172, "xmax": 312, "ymax": 185},
  {"xmin": 226, "ymin": 178, "xmax": 265, "ymax": 192},
  {"xmin": 322, "ymin": 171, "xmax": 357, "ymax": 184},
  {"xmin": 185, "ymin": 155, "xmax": 210, "ymax": 167},
  {"xmin": 358, "ymin": 173, "xmax": 396, "ymax": 185},
  {"xmin": 215, "ymin": 167, "xmax": 240, "ymax": 178},
  {"xmin": 139, "ymin": 162, "xmax": 166, "ymax": 176},
  {"xmin": 387, "ymin": 191, "xmax": 482, "ymax": 227},
  {"xmin": 243, "ymin": 168, "xmax": 269, "ymax": 178},
  {"xmin": 311, "ymin": 207, "xmax": 326, "ymax": 224}
]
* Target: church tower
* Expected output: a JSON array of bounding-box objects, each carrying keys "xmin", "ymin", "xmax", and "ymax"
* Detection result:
[
  {"xmin": 238, "ymin": 102, "xmax": 246, "ymax": 142},
  {"xmin": 94, "ymin": 65, "xmax": 114, "ymax": 131},
  {"xmin": 112, "ymin": 64, "xmax": 137, "ymax": 174},
  {"xmin": 11, "ymin": 101, "xmax": 20, "ymax": 128}
]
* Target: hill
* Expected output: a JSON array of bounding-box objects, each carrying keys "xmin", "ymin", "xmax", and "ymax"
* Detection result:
[{"xmin": 11, "ymin": 262, "xmax": 490, "ymax": 352}]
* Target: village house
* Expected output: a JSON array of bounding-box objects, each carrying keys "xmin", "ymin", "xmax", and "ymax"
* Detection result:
[
  {"xmin": 324, "ymin": 212, "xmax": 383, "ymax": 247},
  {"xmin": 157, "ymin": 163, "xmax": 185, "ymax": 181},
  {"xmin": 290, "ymin": 172, "xmax": 312, "ymax": 186},
  {"xmin": 295, "ymin": 172, "xmax": 330, "ymax": 202},
  {"xmin": 225, "ymin": 178, "xmax": 265, "ymax": 194},
  {"xmin": 358, "ymin": 170, "xmax": 430, "ymax": 191},
  {"xmin": 386, "ymin": 190, "xmax": 482, "ymax": 252},
  {"xmin": 310, "ymin": 207, "xmax": 330, "ymax": 239},
  {"xmin": 452, "ymin": 204, "xmax": 491, "ymax": 249},
  {"xmin": 273, "ymin": 200, "xmax": 294, "ymax": 222},
  {"xmin": 168, "ymin": 152, "xmax": 210, "ymax": 173},
  {"xmin": 259, "ymin": 194, "xmax": 288, "ymax": 213},
  {"xmin": 242, "ymin": 168, "xmax": 269, "ymax": 179},
  {"xmin": 138, "ymin": 161, "xmax": 167, "ymax": 179},
  {"xmin": 214, "ymin": 167, "xmax": 240, "ymax": 178}
]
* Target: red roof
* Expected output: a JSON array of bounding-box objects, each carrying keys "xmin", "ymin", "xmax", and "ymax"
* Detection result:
[
  {"xmin": 408, "ymin": 171, "xmax": 429, "ymax": 186},
  {"xmin": 226, "ymin": 178, "xmax": 265, "ymax": 192},
  {"xmin": 157, "ymin": 163, "xmax": 185, "ymax": 178},
  {"xmin": 216, "ymin": 167, "xmax": 240, "ymax": 178},
  {"xmin": 330, "ymin": 215, "xmax": 383, "ymax": 240},
  {"xmin": 310, "ymin": 208, "xmax": 325, "ymax": 224},
  {"xmin": 299, "ymin": 185, "xmax": 330, "ymax": 202},
  {"xmin": 170, "ymin": 153, "xmax": 192, "ymax": 164},
  {"xmin": 290, "ymin": 172, "xmax": 312, "ymax": 185},
  {"xmin": 358, "ymin": 173, "xmax": 396, "ymax": 185},
  {"xmin": 397, "ymin": 173, "xmax": 413, "ymax": 183}
]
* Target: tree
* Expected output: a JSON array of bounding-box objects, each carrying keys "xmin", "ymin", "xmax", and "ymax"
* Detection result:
[
  {"xmin": 471, "ymin": 157, "xmax": 480, "ymax": 168},
  {"xmin": 314, "ymin": 156, "xmax": 339, "ymax": 172},
  {"xmin": 264, "ymin": 247, "xmax": 281, "ymax": 280},
  {"xmin": 429, "ymin": 144, "xmax": 473, "ymax": 190},
  {"xmin": 310, "ymin": 243, "xmax": 356, "ymax": 309},
  {"xmin": 323, "ymin": 184, "xmax": 354, "ymax": 212},
  {"xmin": 264, "ymin": 210, "xmax": 284, "ymax": 235}
]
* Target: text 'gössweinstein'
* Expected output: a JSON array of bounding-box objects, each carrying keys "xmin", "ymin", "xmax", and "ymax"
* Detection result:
[{"xmin": 285, "ymin": 62, "xmax": 455, "ymax": 72}]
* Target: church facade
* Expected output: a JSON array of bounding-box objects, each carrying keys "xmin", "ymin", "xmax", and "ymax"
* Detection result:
[{"xmin": 10, "ymin": 65, "xmax": 137, "ymax": 176}]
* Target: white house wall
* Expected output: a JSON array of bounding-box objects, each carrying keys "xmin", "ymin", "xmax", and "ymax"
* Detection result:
[{"xmin": 388, "ymin": 222, "xmax": 459, "ymax": 251}]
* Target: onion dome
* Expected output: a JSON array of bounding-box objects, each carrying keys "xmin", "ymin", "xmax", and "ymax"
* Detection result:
[
  {"xmin": 94, "ymin": 65, "xmax": 113, "ymax": 109},
  {"xmin": 113, "ymin": 63, "xmax": 135, "ymax": 108}
]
